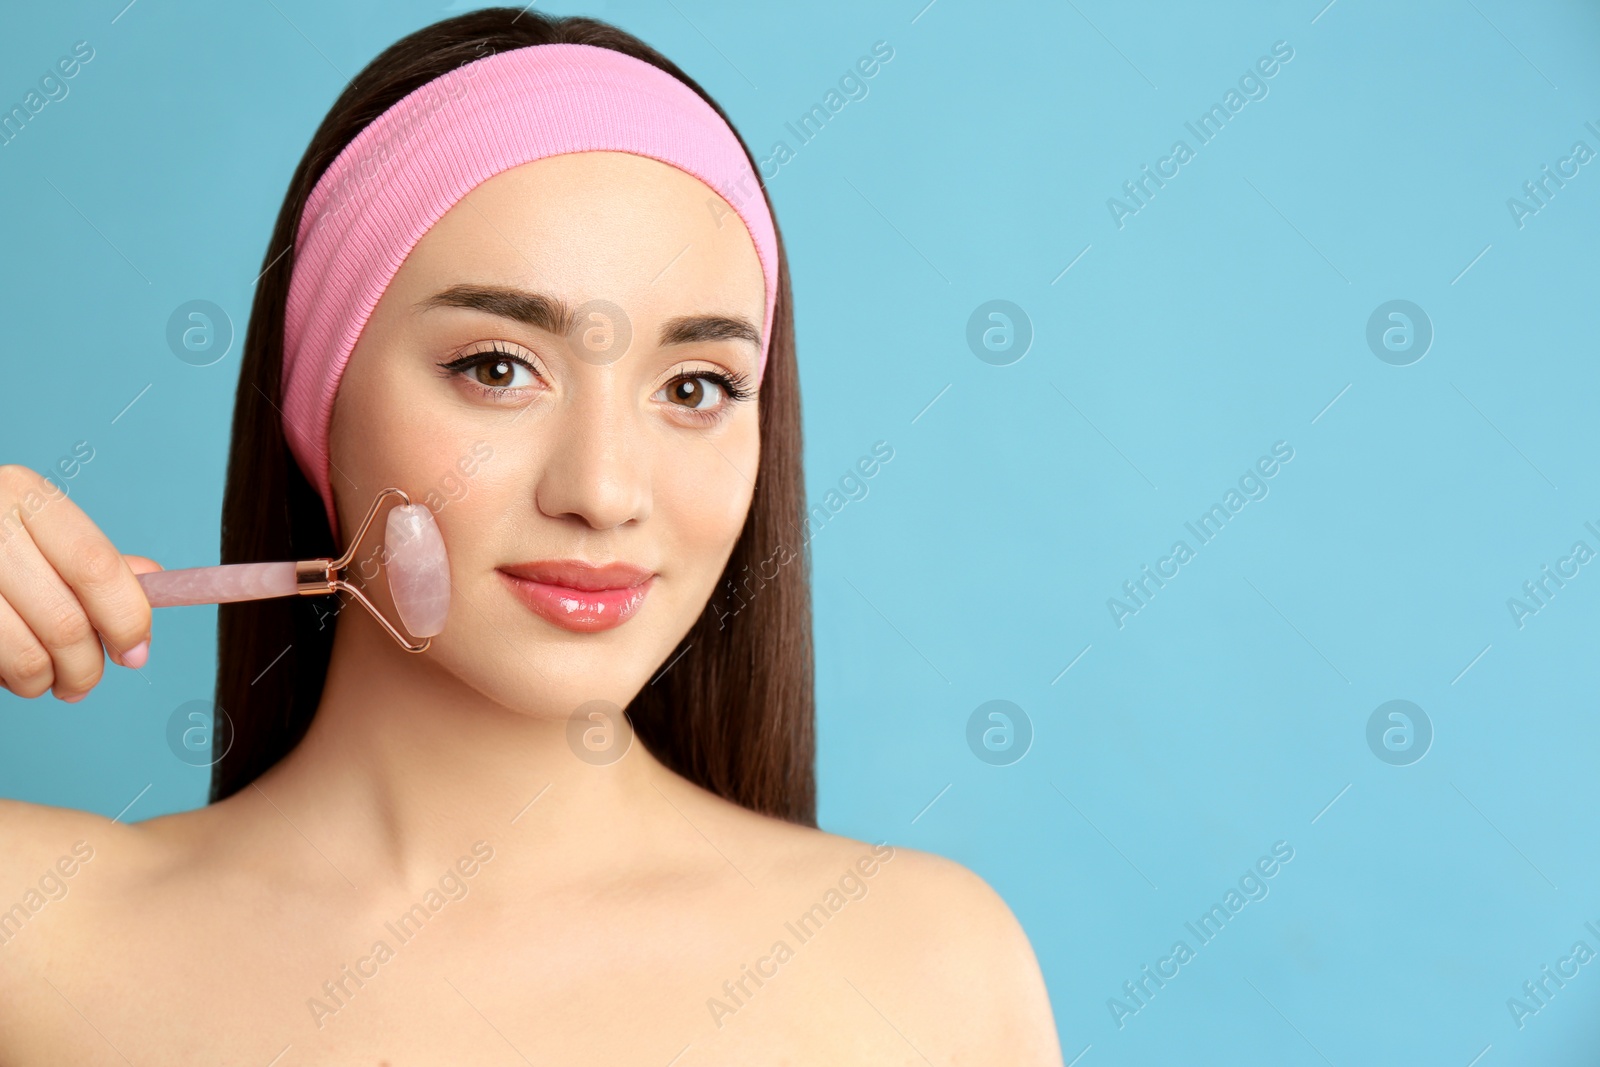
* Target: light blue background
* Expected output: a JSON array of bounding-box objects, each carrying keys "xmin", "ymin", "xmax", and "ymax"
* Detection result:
[{"xmin": 3, "ymin": 0, "xmax": 1598, "ymax": 1062}]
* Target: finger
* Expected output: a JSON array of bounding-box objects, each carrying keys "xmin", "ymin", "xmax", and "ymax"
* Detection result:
[
  {"xmin": 0, "ymin": 525, "xmax": 111, "ymax": 700},
  {"xmin": 104, "ymin": 555, "xmax": 163, "ymax": 666},
  {"xmin": 8, "ymin": 477, "xmax": 152, "ymax": 672},
  {"xmin": 0, "ymin": 593, "xmax": 56, "ymax": 699}
]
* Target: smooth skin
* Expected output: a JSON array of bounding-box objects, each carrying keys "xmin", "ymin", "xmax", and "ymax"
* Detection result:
[{"xmin": 0, "ymin": 152, "xmax": 1063, "ymax": 1065}]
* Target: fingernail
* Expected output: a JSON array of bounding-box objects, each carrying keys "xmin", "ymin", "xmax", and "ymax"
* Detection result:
[
  {"xmin": 123, "ymin": 639, "xmax": 149, "ymax": 669},
  {"xmin": 61, "ymin": 692, "xmax": 85, "ymax": 704}
]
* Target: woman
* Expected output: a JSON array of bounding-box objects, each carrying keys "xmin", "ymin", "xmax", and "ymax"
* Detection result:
[{"xmin": 0, "ymin": 9, "xmax": 1061, "ymax": 1062}]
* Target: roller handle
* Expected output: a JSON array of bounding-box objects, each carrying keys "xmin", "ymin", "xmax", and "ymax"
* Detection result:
[{"xmin": 136, "ymin": 562, "xmax": 300, "ymax": 607}]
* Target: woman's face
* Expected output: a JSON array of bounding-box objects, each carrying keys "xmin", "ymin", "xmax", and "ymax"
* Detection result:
[{"xmin": 325, "ymin": 151, "xmax": 765, "ymax": 717}]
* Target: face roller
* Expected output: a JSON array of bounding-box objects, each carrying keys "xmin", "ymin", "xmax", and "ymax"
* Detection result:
[{"xmin": 134, "ymin": 488, "xmax": 449, "ymax": 652}]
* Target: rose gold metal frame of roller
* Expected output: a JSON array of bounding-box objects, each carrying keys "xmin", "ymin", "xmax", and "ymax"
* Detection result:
[{"xmin": 292, "ymin": 486, "xmax": 430, "ymax": 654}]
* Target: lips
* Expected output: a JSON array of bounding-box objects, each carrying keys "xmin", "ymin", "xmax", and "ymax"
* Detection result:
[{"xmin": 497, "ymin": 559, "xmax": 655, "ymax": 633}]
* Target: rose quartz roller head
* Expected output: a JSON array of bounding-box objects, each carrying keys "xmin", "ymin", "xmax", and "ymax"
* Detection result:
[{"xmin": 135, "ymin": 488, "xmax": 449, "ymax": 653}]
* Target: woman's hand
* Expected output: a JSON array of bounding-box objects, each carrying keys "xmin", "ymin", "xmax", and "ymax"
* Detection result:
[{"xmin": 0, "ymin": 465, "xmax": 160, "ymax": 701}]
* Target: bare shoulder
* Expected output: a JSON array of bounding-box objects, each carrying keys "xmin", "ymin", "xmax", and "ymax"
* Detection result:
[
  {"xmin": 0, "ymin": 793, "xmax": 224, "ymax": 874},
  {"xmin": 0, "ymin": 796, "xmax": 127, "ymax": 883},
  {"xmin": 0, "ymin": 796, "xmax": 218, "ymax": 950},
  {"xmin": 0, "ymin": 798, "xmax": 140, "ymax": 976},
  {"xmin": 840, "ymin": 842, "xmax": 1063, "ymax": 1064},
  {"xmin": 708, "ymin": 805, "xmax": 1063, "ymax": 1063}
]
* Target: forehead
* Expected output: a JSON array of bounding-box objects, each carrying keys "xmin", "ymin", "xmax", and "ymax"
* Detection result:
[{"xmin": 390, "ymin": 151, "xmax": 764, "ymax": 325}]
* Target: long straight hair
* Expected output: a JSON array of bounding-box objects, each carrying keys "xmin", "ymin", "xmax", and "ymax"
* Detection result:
[{"xmin": 212, "ymin": 8, "xmax": 815, "ymax": 825}]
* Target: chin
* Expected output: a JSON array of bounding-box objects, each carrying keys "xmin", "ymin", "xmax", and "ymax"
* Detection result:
[{"xmin": 426, "ymin": 592, "xmax": 685, "ymax": 716}]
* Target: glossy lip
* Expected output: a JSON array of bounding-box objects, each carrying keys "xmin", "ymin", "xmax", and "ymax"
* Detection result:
[{"xmin": 496, "ymin": 559, "xmax": 656, "ymax": 633}]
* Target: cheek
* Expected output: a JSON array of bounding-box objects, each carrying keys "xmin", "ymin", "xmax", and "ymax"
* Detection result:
[
  {"xmin": 328, "ymin": 347, "xmax": 473, "ymax": 531},
  {"xmin": 659, "ymin": 431, "xmax": 757, "ymax": 580}
]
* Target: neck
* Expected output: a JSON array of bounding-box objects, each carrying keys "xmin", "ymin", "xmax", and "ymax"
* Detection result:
[{"xmin": 252, "ymin": 610, "xmax": 684, "ymax": 894}]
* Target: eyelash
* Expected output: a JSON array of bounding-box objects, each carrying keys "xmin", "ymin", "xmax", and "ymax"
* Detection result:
[{"xmin": 434, "ymin": 343, "xmax": 756, "ymax": 425}]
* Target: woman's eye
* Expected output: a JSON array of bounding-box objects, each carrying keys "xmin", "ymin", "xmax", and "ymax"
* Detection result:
[
  {"xmin": 465, "ymin": 354, "xmax": 536, "ymax": 389},
  {"xmin": 663, "ymin": 375, "xmax": 725, "ymax": 411},
  {"xmin": 437, "ymin": 347, "xmax": 540, "ymax": 394}
]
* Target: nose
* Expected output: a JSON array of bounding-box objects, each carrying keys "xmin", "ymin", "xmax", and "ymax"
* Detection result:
[{"xmin": 532, "ymin": 377, "xmax": 652, "ymax": 531}]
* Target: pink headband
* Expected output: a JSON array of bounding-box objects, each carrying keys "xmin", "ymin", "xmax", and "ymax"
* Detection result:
[{"xmin": 281, "ymin": 42, "xmax": 779, "ymax": 542}]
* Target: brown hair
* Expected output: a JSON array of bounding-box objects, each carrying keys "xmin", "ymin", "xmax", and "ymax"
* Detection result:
[{"xmin": 212, "ymin": 8, "xmax": 815, "ymax": 825}]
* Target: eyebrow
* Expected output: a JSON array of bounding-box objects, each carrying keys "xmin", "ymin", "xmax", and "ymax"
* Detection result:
[{"xmin": 416, "ymin": 283, "xmax": 761, "ymax": 352}]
